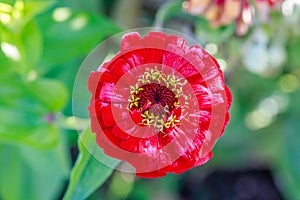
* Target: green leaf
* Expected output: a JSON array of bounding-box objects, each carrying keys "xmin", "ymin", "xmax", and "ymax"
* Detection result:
[
  {"xmin": 0, "ymin": 78, "xmax": 68, "ymax": 148},
  {"xmin": 273, "ymin": 92, "xmax": 300, "ymax": 200},
  {"xmin": 0, "ymin": 132, "xmax": 70, "ymax": 200},
  {"xmin": 0, "ymin": 47, "xmax": 13, "ymax": 74},
  {"xmin": 0, "ymin": 0, "xmax": 15, "ymax": 5},
  {"xmin": 0, "ymin": 0, "xmax": 54, "ymax": 32},
  {"xmin": 37, "ymin": 9, "xmax": 121, "ymax": 68},
  {"xmin": 29, "ymin": 78, "xmax": 69, "ymax": 112},
  {"xmin": 21, "ymin": 20, "xmax": 42, "ymax": 72},
  {"xmin": 63, "ymin": 127, "xmax": 121, "ymax": 200},
  {"xmin": 0, "ymin": 11, "xmax": 43, "ymax": 75}
]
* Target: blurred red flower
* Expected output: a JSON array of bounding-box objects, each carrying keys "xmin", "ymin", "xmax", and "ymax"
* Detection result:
[
  {"xmin": 88, "ymin": 32, "xmax": 231, "ymax": 178},
  {"xmin": 183, "ymin": 0, "xmax": 283, "ymax": 36}
]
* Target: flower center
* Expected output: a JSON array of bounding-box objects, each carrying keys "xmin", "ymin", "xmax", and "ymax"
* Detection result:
[
  {"xmin": 128, "ymin": 67, "xmax": 186, "ymax": 131},
  {"xmin": 136, "ymin": 83, "xmax": 177, "ymax": 108}
]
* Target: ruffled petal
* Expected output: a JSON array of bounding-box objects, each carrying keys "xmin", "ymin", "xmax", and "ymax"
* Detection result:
[
  {"xmin": 142, "ymin": 33, "xmax": 167, "ymax": 64},
  {"xmin": 121, "ymin": 32, "xmax": 143, "ymax": 52},
  {"xmin": 88, "ymin": 70, "xmax": 118, "ymax": 97},
  {"xmin": 136, "ymin": 170, "xmax": 166, "ymax": 178},
  {"xmin": 113, "ymin": 124, "xmax": 130, "ymax": 139},
  {"xmin": 121, "ymin": 137, "xmax": 140, "ymax": 153},
  {"xmin": 122, "ymin": 50, "xmax": 145, "ymax": 68},
  {"xmin": 162, "ymin": 35, "xmax": 188, "ymax": 70},
  {"xmin": 195, "ymin": 151, "xmax": 213, "ymax": 166},
  {"xmin": 109, "ymin": 58, "xmax": 131, "ymax": 78},
  {"xmin": 101, "ymin": 103, "xmax": 115, "ymax": 127}
]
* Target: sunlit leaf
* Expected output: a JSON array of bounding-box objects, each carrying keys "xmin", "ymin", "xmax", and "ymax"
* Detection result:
[{"xmin": 21, "ymin": 20, "xmax": 42, "ymax": 72}]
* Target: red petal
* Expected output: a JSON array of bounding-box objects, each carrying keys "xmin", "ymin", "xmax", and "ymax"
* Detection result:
[
  {"xmin": 158, "ymin": 131, "xmax": 173, "ymax": 147},
  {"xmin": 109, "ymin": 58, "xmax": 131, "ymax": 78},
  {"xmin": 162, "ymin": 35, "xmax": 188, "ymax": 69},
  {"xmin": 209, "ymin": 54, "xmax": 224, "ymax": 80},
  {"xmin": 199, "ymin": 110, "xmax": 211, "ymax": 129},
  {"xmin": 195, "ymin": 151, "xmax": 213, "ymax": 166},
  {"xmin": 121, "ymin": 137, "xmax": 140, "ymax": 153},
  {"xmin": 148, "ymin": 31, "xmax": 168, "ymax": 40},
  {"xmin": 162, "ymin": 49, "xmax": 184, "ymax": 70},
  {"xmin": 130, "ymin": 109, "xmax": 144, "ymax": 125},
  {"xmin": 95, "ymin": 129, "xmax": 130, "ymax": 162},
  {"xmin": 88, "ymin": 71, "xmax": 118, "ymax": 97},
  {"xmin": 136, "ymin": 170, "xmax": 166, "ymax": 178},
  {"xmin": 101, "ymin": 103, "xmax": 115, "ymax": 127},
  {"xmin": 143, "ymin": 33, "xmax": 167, "ymax": 49},
  {"xmin": 192, "ymin": 84, "xmax": 211, "ymax": 110},
  {"xmin": 139, "ymin": 135, "xmax": 160, "ymax": 154},
  {"xmin": 88, "ymin": 99, "xmax": 105, "ymax": 117},
  {"xmin": 142, "ymin": 34, "xmax": 166, "ymax": 64},
  {"xmin": 121, "ymin": 32, "xmax": 143, "ymax": 52},
  {"xmin": 122, "ymin": 50, "xmax": 145, "ymax": 68},
  {"xmin": 192, "ymin": 130, "xmax": 206, "ymax": 149},
  {"xmin": 166, "ymin": 35, "xmax": 189, "ymax": 51},
  {"xmin": 98, "ymin": 82, "xmax": 115, "ymax": 102},
  {"xmin": 112, "ymin": 124, "xmax": 130, "ymax": 139},
  {"xmin": 225, "ymin": 85, "xmax": 232, "ymax": 109},
  {"xmin": 179, "ymin": 46, "xmax": 205, "ymax": 78}
]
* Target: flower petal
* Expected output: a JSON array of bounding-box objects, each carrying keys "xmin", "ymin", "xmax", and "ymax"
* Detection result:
[
  {"xmin": 113, "ymin": 124, "xmax": 130, "ymax": 139},
  {"xmin": 136, "ymin": 170, "xmax": 166, "ymax": 178},
  {"xmin": 142, "ymin": 34, "xmax": 167, "ymax": 64},
  {"xmin": 109, "ymin": 58, "xmax": 131, "ymax": 78},
  {"xmin": 121, "ymin": 137, "xmax": 140, "ymax": 153},
  {"xmin": 121, "ymin": 32, "xmax": 143, "ymax": 52},
  {"xmin": 101, "ymin": 103, "xmax": 115, "ymax": 127}
]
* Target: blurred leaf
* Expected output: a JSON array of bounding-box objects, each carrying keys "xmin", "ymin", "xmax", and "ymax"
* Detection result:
[
  {"xmin": 63, "ymin": 127, "xmax": 120, "ymax": 200},
  {"xmin": 20, "ymin": 20, "xmax": 42, "ymax": 72},
  {"xmin": 287, "ymin": 37, "xmax": 300, "ymax": 69},
  {"xmin": 0, "ymin": 78, "xmax": 68, "ymax": 148},
  {"xmin": 0, "ymin": 0, "xmax": 54, "ymax": 32},
  {"xmin": 0, "ymin": 134, "xmax": 70, "ymax": 200},
  {"xmin": 194, "ymin": 18, "xmax": 235, "ymax": 45},
  {"xmin": 37, "ymin": 9, "xmax": 121, "ymax": 68},
  {"xmin": 0, "ymin": 0, "xmax": 15, "ymax": 5},
  {"xmin": 0, "ymin": 5, "xmax": 44, "ymax": 75},
  {"xmin": 44, "ymin": 57, "xmax": 83, "ymax": 116},
  {"xmin": 274, "ymin": 91, "xmax": 300, "ymax": 200},
  {"xmin": 154, "ymin": 0, "xmax": 194, "ymax": 27},
  {"xmin": 274, "ymin": 121, "xmax": 300, "ymax": 199},
  {"xmin": 29, "ymin": 78, "xmax": 68, "ymax": 112},
  {"xmin": 22, "ymin": 0, "xmax": 55, "ymax": 20},
  {"xmin": 0, "ymin": 48, "xmax": 13, "ymax": 74},
  {"xmin": 12, "ymin": 0, "xmax": 54, "ymax": 31},
  {"xmin": 59, "ymin": 0, "xmax": 103, "ymax": 13}
]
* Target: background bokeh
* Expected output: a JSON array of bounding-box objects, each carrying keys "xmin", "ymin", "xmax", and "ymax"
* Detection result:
[{"xmin": 1, "ymin": 0, "xmax": 300, "ymax": 200}]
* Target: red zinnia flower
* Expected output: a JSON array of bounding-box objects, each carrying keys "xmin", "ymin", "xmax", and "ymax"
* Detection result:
[{"xmin": 88, "ymin": 31, "xmax": 232, "ymax": 178}]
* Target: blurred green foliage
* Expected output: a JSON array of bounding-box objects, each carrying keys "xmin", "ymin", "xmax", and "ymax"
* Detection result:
[{"xmin": 1, "ymin": 0, "xmax": 300, "ymax": 200}]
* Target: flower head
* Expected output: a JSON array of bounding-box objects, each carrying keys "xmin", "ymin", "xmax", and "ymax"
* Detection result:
[
  {"xmin": 183, "ymin": 0, "xmax": 283, "ymax": 36},
  {"xmin": 88, "ymin": 31, "xmax": 232, "ymax": 178}
]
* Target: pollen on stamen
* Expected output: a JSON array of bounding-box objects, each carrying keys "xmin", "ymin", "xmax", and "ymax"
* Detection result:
[{"xmin": 127, "ymin": 68, "xmax": 187, "ymax": 131}]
